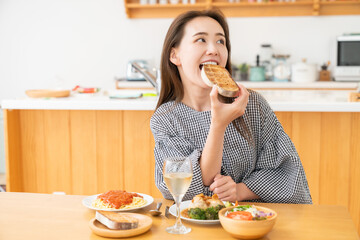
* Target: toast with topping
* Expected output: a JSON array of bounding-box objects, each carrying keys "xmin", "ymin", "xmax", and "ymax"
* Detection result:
[
  {"xmin": 201, "ymin": 64, "xmax": 240, "ymax": 97},
  {"xmin": 96, "ymin": 211, "xmax": 139, "ymax": 230}
]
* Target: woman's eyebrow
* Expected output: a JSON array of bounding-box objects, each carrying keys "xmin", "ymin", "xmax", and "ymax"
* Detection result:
[
  {"xmin": 192, "ymin": 32, "xmax": 225, "ymax": 37},
  {"xmin": 192, "ymin": 32, "xmax": 208, "ymax": 37}
]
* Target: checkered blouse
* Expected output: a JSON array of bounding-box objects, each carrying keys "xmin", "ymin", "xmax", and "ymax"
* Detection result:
[{"xmin": 150, "ymin": 90, "xmax": 312, "ymax": 204}]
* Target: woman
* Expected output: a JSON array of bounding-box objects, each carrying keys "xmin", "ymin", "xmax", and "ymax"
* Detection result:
[{"xmin": 150, "ymin": 9, "xmax": 312, "ymax": 204}]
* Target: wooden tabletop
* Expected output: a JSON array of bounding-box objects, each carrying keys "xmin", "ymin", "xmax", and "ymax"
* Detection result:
[{"xmin": 0, "ymin": 192, "xmax": 358, "ymax": 240}]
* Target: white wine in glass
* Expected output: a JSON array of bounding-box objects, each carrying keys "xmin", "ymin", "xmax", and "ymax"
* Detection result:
[{"xmin": 163, "ymin": 157, "xmax": 193, "ymax": 234}]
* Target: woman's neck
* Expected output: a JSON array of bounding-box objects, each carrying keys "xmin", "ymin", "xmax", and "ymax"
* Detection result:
[{"xmin": 181, "ymin": 84, "xmax": 211, "ymax": 112}]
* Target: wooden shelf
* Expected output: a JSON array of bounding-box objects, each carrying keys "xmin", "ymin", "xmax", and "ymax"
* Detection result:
[
  {"xmin": 319, "ymin": 0, "xmax": 360, "ymax": 15},
  {"xmin": 126, "ymin": 3, "xmax": 207, "ymax": 8},
  {"xmin": 320, "ymin": 0, "xmax": 360, "ymax": 5},
  {"xmin": 125, "ymin": 3, "xmax": 208, "ymax": 18},
  {"xmin": 212, "ymin": 1, "xmax": 314, "ymax": 6},
  {"xmin": 124, "ymin": 0, "xmax": 360, "ymax": 18}
]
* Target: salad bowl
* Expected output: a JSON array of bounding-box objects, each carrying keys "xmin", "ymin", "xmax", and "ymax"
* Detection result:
[{"xmin": 219, "ymin": 205, "xmax": 277, "ymax": 239}]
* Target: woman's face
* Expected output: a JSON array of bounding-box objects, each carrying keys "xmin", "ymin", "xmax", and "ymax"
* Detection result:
[{"xmin": 170, "ymin": 16, "xmax": 228, "ymax": 90}]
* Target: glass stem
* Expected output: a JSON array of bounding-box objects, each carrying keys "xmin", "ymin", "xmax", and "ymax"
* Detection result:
[{"xmin": 174, "ymin": 194, "xmax": 183, "ymax": 227}]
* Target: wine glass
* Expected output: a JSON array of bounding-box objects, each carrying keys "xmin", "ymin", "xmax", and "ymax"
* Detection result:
[{"xmin": 163, "ymin": 156, "xmax": 193, "ymax": 234}]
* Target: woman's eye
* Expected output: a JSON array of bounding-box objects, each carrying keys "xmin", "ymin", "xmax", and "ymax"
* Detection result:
[
  {"xmin": 196, "ymin": 38, "xmax": 205, "ymax": 43},
  {"xmin": 217, "ymin": 39, "xmax": 225, "ymax": 45}
]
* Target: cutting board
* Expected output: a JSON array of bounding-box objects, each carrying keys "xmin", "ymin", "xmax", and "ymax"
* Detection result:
[
  {"xmin": 25, "ymin": 89, "xmax": 70, "ymax": 98},
  {"xmin": 89, "ymin": 213, "xmax": 152, "ymax": 238},
  {"xmin": 349, "ymin": 92, "xmax": 360, "ymax": 102}
]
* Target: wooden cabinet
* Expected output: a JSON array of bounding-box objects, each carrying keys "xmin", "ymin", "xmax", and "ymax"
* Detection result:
[
  {"xmin": 3, "ymin": 109, "xmax": 360, "ymax": 234},
  {"xmin": 124, "ymin": 0, "xmax": 360, "ymax": 18}
]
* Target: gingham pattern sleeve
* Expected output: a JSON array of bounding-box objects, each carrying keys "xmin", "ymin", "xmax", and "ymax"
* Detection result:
[
  {"xmin": 150, "ymin": 106, "xmax": 211, "ymax": 201},
  {"xmin": 242, "ymin": 92, "xmax": 312, "ymax": 204}
]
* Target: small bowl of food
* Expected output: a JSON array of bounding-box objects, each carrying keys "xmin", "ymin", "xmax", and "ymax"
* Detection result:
[{"xmin": 219, "ymin": 205, "xmax": 277, "ymax": 239}]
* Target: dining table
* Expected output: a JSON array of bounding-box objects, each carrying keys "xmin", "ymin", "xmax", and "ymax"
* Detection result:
[{"xmin": 0, "ymin": 192, "xmax": 358, "ymax": 240}]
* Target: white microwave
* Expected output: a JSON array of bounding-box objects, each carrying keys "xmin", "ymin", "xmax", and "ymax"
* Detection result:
[{"xmin": 334, "ymin": 35, "xmax": 360, "ymax": 82}]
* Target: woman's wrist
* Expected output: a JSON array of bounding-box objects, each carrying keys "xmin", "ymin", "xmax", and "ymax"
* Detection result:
[{"xmin": 210, "ymin": 118, "xmax": 228, "ymax": 133}]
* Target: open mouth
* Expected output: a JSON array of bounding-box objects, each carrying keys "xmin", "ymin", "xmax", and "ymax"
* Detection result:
[{"xmin": 199, "ymin": 61, "xmax": 218, "ymax": 70}]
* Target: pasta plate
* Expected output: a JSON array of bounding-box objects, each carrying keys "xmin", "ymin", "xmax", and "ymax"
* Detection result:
[{"xmin": 82, "ymin": 192, "xmax": 154, "ymax": 212}]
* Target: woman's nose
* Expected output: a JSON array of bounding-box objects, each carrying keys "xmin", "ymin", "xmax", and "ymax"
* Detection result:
[{"xmin": 206, "ymin": 43, "xmax": 219, "ymax": 56}]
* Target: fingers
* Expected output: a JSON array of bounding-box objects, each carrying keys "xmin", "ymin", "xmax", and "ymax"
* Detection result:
[
  {"xmin": 213, "ymin": 173, "xmax": 222, "ymax": 181},
  {"xmin": 209, "ymin": 86, "xmax": 218, "ymax": 104},
  {"xmin": 213, "ymin": 181, "xmax": 237, "ymax": 201},
  {"xmin": 229, "ymin": 84, "xmax": 249, "ymax": 116},
  {"xmin": 209, "ymin": 175, "xmax": 227, "ymax": 190},
  {"xmin": 209, "ymin": 174, "xmax": 222, "ymax": 191},
  {"xmin": 209, "ymin": 173, "xmax": 224, "ymax": 191},
  {"xmin": 209, "ymin": 174, "xmax": 223, "ymax": 191},
  {"xmin": 219, "ymin": 194, "xmax": 235, "ymax": 202},
  {"xmin": 236, "ymin": 82, "xmax": 247, "ymax": 92},
  {"xmin": 209, "ymin": 175, "xmax": 237, "ymax": 201},
  {"xmin": 235, "ymin": 84, "xmax": 249, "ymax": 103}
]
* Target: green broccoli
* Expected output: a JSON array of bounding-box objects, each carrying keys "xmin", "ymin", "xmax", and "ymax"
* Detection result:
[
  {"xmin": 205, "ymin": 207, "xmax": 218, "ymax": 220},
  {"xmin": 188, "ymin": 208, "xmax": 206, "ymax": 220},
  {"xmin": 205, "ymin": 205, "xmax": 225, "ymax": 220},
  {"xmin": 215, "ymin": 205, "xmax": 225, "ymax": 212}
]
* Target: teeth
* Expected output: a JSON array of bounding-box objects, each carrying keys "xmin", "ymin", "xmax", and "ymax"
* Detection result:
[{"xmin": 201, "ymin": 61, "xmax": 218, "ymax": 65}]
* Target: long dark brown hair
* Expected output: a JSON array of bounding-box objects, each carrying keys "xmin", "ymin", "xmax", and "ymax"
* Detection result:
[{"xmin": 156, "ymin": 9, "xmax": 252, "ymax": 142}]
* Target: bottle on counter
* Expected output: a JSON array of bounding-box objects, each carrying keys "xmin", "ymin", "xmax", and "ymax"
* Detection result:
[
  {"xmin": 249, "ymin": 55, "xmax": 266, "ymax": 82},
  {"xmin": 260, "ymin": 44, "xmax": 273, "ymax": 81}
]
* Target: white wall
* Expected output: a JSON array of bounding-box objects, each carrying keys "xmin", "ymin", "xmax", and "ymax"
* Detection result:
[{"xmin": 0, "ymin": 0, "xmax": 359, "ymax": 101}]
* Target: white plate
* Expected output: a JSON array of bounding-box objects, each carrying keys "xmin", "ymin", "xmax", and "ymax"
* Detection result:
[
  {"xmin": 169, "ymin": 200, "xmax": 221, "ymax": 224},
  {"xmin": 82, "ymin": 192, "xmax": 154, "ymax": 212}
]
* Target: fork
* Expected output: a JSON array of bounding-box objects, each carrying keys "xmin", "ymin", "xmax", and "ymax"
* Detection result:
[{"xmin": 165, "ymin": 206, "xmax": 170, "ymax": 218}]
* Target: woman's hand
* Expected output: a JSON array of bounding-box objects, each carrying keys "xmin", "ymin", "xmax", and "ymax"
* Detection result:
[
  {"xmin": 209, "ymin": 174, "xmax": 261, "ymax": 202},
  {"xmin": 209, "ymin": 83, "xmax": 249, "ymax": 129},
  {"xmin": 209, "ymin": 174, "xmax": 238, "ymax": 202}
]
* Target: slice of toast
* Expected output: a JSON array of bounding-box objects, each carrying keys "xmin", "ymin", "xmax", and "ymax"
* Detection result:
[
  {"xmin": 201, "ymin": 64, "xmax": 239, "ymax": 97},
  {"xmin": 96, "ymin": 211, "xmax": 139, "ymax": 230}
]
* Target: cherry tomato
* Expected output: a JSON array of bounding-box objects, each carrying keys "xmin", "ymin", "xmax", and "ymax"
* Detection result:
[{"xmin": 226, "ymin": 211, "xmax": 253, "ymax": 220}]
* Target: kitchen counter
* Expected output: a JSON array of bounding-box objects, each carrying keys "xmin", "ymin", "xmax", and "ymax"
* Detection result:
[
  {"xmin": 1, "ymin": 90, "xmax": 360, "ymax": 112},
  {"xmin": 116, "ymin": 80, "xmax": 359, "ymax": 90},
  {"xmin": 0, "ymin": 192, "xmax": 358, "ymax": 240}
]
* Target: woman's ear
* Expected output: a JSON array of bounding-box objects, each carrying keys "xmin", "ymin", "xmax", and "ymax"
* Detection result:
[{"xmin": 170, "ymin": 48, "xmax": 181, "ymax": 66}]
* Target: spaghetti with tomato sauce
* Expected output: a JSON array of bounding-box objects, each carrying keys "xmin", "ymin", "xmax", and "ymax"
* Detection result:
[{"xmin": 92, "ymin": 190, "xmax": 146, "ymax": 210}]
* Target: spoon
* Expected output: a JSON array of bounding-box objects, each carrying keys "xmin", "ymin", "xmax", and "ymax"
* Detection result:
[{"xmin": 149, "ymin": 202, "xmax": 162, "ymax": 216}]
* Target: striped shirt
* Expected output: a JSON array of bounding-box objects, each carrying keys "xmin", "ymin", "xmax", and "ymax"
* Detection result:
[{"xmin": 150, "ymin": 90, "xmax": 312, "ymax": 204}]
